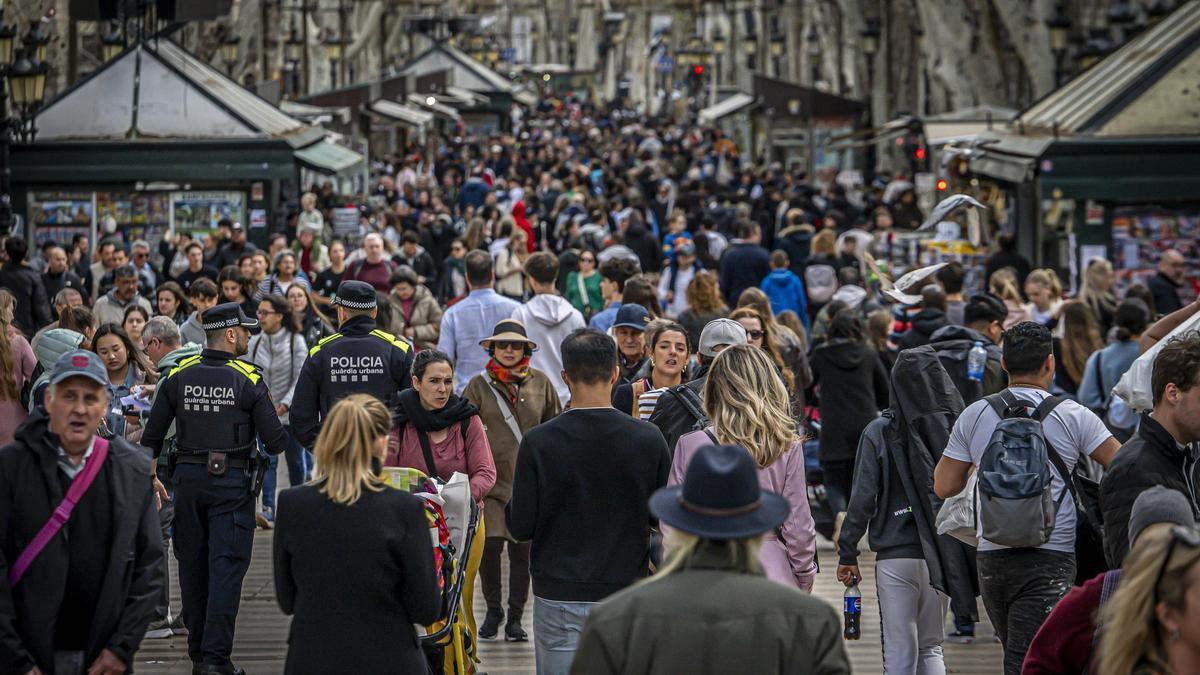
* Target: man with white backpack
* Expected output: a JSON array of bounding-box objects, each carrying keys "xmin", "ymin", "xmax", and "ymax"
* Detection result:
[{"xmin": 933, "ymin": 322, "xmax": 1120, "ymax": 675}]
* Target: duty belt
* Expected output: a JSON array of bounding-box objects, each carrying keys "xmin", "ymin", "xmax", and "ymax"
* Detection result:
[{"xmin": 174, "ymin": 454, "xmax": 254, "ymax": 470}]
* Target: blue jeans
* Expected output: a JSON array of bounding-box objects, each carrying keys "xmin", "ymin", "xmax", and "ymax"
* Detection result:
[
  {"xmin": 261, "ymin": 426, "xmax": 310, "ymax": 512},
  {"xmin": 533, "ymin": 596, "xmax": 595, "ymax": 675}
]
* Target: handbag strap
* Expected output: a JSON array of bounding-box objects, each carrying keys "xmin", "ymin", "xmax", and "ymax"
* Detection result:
[
  {"xmin": 487, "ymin": 383, "xmax": 524, "ymax": 444},
  {"xmin": 415, "ymin": 428, "xmax": 439, "ymax": 479},
  {"xmin": 9, "ymin": 438, "xmax": 110, "ymax": 587},
  {"xmin": 576, "ymin": 274, "xmax": 590, "ymax": 314}
]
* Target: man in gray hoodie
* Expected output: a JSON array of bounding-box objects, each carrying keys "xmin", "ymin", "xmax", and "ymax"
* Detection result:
[{"xmin": 512, "ymin": 252, "xmax": 586, "ymax": 406}]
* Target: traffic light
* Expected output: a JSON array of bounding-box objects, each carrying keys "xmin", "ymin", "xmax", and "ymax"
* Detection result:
[{"xmin": 693, "ymin": 65, "xmax": 705, "ymax": 76}]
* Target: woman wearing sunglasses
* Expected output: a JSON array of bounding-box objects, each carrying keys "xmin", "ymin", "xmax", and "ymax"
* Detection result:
[
  {"xmin": 564, "ymin": 249, "xmax": 603, "ymax": 321},
  {"xmin": 464, "ymin": 319, "xmax": 562, "ymax": 642}
]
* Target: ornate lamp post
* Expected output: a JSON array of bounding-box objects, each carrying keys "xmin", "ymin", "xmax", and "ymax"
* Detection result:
[
  {"xmin": 2, "ymin": 43, "xmax": 50, "ymax": 234},
  {"xmin": 1047, "ymin": 4, "xmax": 1072, "ymax": 86},
  {"xmin": 221, "ymin": 32, "xmax": 240, "ymax": 77},
  {"xmin": 860, "ymin": 17, "xmax": 880, "ymax": 182},
  {"xmin": 806, "ymin": 26, "xmax": 821, "ymax": 181}
]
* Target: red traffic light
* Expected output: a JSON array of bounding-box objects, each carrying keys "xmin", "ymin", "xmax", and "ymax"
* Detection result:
[
  {"xmin": 915, "ymin": 147, "xmax": 927, "ymax": 161},
  {"xmin": 936, "ymin": 179, "xmax": 949, "ymax": 191},
  {"xmin": 692, "ymin": 65, "xmax": 705, "ymax": 75}
]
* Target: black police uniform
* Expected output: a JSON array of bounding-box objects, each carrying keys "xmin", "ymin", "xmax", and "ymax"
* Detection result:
[
  {"xmin": 141, "ymin": 305, "xmax": 289, "ymax": 673},
  {"xmin": 290, "ymin": 281, "xmax": 414, "ymax": 448}
]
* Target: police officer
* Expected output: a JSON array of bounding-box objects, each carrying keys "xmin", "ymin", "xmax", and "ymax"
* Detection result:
[
  {"xmin": 290, "ymin": 280, "xmax": 413, "ymax": 448},
  {"xmin": 142, "ymin": 303, "xmax": 289, "ymax": 675}
]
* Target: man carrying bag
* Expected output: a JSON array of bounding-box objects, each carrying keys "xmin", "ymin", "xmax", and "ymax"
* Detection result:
[{"xmin": 0, "ymin": 351, "xmax": 165, "ymax": 675}]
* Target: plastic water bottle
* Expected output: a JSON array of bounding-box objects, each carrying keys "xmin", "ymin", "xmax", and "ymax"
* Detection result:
[
  {"xmin": 843, "ymin": 583, "xmax": 861, "ymax": 640},
  {"xmin": 967, "ymin": 340, "xmax": 987, "ymax": 383}
]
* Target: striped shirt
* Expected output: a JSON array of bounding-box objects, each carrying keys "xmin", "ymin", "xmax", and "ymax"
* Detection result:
[{"xmin": 636, "ymin": 387, "xmax": 667, "ymax": 421}]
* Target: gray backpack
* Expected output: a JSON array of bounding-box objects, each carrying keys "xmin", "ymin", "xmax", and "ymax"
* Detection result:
[{"xmin": 976, "ymin": 391, "xmax": 1068, "ymax": 548}]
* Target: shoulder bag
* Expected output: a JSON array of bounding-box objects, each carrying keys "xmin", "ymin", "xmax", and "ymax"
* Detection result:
[{"xmin": 9, "ymin": 438, "xmax": 110, "ymax": 587}]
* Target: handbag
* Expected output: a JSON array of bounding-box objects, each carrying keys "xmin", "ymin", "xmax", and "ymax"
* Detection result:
[
  {"xmin": 486, "ymin": 384, "xmax": 524, "ymax": 444},
  {"xmin": 935, "ymin": 471, "xmax": 979, "ymax": 547},
  {"xmin": 9, "ymin": 438, "xmax": 110, "ymax": 587}
]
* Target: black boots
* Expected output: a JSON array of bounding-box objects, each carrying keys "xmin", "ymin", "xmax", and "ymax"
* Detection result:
[
  {"xmin": 479, "ymin": 607, "xmax": 504, "ymax": 640},
  {"xmin": 504, "ymin": 609, "xmax": 528, "ymax": 642}
]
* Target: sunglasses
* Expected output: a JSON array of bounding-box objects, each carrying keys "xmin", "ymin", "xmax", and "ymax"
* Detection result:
[
  {"xmin": 493, "ymin": 341, "xmax": 526, "ymax": 351},
  {"xmin": 1155, "ymin": 525, "xmax": 1200, "ymax": 607},
  {"xmin": 746, "ymin": 329, "xmax": 765, "ymax": 340}
]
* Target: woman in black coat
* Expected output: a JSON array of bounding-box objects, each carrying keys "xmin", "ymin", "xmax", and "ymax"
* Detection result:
[
  {"xmin": 808, "ymin": 309, "xmax": 890, "ymax": 518},
  {"xmin": 274, "ymin": 394, "xmax": 441, "ymax": 675}
]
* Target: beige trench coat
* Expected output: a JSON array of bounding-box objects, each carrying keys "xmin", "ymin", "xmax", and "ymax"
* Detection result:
[{"xmin": 463, "ymin": 366, "xmax": 562, "ymax": 540}]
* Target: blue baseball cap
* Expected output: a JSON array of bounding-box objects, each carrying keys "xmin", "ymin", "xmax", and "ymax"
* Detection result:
[
  {"xmin": 49, "ymin": 350, "xmax": 109, "ymax": 387},
  {"xmin": 612, "ymin": 304, "xmax": 652, "ymax": 332}
]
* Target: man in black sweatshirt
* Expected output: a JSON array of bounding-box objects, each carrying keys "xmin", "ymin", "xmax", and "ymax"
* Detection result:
[{"xmin": 507, "ymin": 328, "xmax": 669, "ymax": 674}]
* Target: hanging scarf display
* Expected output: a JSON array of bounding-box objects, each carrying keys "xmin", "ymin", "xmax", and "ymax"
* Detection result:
[{"xmin": 485, "ymin": 356, "xmax": 531, "ymax": 403}]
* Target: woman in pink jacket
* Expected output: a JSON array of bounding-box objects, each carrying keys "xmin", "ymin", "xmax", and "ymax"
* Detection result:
[{"xmin": 669, "ymin": 344, "xmax": 819, "ymax": 591}]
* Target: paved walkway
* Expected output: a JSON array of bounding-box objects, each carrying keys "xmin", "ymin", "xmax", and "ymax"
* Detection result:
[{"xmin": 135, "ymin": 532, "xmax": 1004, "ymax": 674}]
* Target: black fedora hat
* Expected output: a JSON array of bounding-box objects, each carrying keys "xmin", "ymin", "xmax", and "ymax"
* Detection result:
[{"xmin": 650, "ymin": 444, "xmax": 789, "ymax": 540}]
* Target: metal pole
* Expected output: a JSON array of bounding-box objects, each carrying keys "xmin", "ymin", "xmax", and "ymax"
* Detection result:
[
  {"xmin": 807, "ymin": 62, "xmax": 816, "ymax": 181},
  {"xmin": 301, "ymin": 1, "xmax": 310, "ymax": 96},
  {"xmin": 0, "ymin": 75, "xmax": 10, "ymax": 236},
  {"xmin": 261, "ymin": 0, "xmax": 270, "ymax": 85}
]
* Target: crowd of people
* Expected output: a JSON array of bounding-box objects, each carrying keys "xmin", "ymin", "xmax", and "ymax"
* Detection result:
[{"xmin": 0, "ymin": 99, "xmax": 1198, "ymax": 675}]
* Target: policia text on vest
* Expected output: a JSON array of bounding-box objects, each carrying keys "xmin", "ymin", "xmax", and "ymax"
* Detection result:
[{"xmin": 289, "ymin": 313, "xmax": 413, "ymax": 449}]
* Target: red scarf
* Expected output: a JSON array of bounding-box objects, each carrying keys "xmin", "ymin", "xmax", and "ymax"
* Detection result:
[{"xmin": 486, "ymin": 356, "xmax": 530, "ymax": 403}]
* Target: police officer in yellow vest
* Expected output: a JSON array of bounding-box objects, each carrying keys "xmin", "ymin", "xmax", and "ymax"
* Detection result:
[
  {"xmin": 290, "ymin": 280, "xmax": 414, "ymax": 449},
  {"xmin": 142, "ymin": 303, "xmax": 290, "ymax": 675}
]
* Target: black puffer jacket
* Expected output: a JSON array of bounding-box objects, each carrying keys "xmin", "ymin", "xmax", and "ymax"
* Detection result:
[
  {"xmin": 622, "ymin": 221, "xmax": 662, "ymax": 273},
  {"xmin": 774, "ymin": 225, "xmax": 815, "ymax": 277},
  {"xmin": 1100, "ymin": 415, "xmax": 1200, "ymax": 568},
  {"xmin": 809, "ymin": 339, "xmax": 890, "ymax": 462},
  {"xmin": 897, "ymin": 308, "xmax": 949, "ymax": 350}
]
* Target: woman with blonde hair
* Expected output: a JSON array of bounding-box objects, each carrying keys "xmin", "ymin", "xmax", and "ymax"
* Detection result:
[
  {"xmin": 667, "ymin": 344, "xmax": 818, "ymax": 590},
  {"xmin": 738, "ymin": 287, "xmax": 811, "ymax": 395},
  {"xmin": 0, "ymin": 289, "xmax": 36, "ymax": 445},
  {"xmin": 1079, "ymin": 257, "xmax": 1119, "ymax": 336},
  {"xmin": 1096, "ymin": 524, "xmax": 1200, "ymax": 675},
  {"xmin": 729, "ymin": 306, "xmax": 796, "ymax": 394},
  {"xmin": 274, "ymin": 394, "xmax": 441, "ymax": 674},
  {"xmin": 989, "ymin": 267, "xmax": 1031, "ymax": 329},
  {"xmin": 1025, "ymin": 268, "xmax": 1064, "ymax": 328}
]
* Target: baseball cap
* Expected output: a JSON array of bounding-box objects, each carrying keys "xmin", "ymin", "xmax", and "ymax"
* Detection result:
[
  {"xmin": 964, "ymin": 293, "xmax": 1009, "ymax": 325},
  {"xmin": 698, "ymin": 318, "xmax": 748, "ymax": 357},
  {"xmin": 230, "ymin": 221, "xmax": 244, "ymax": 231},
  {"xmin": 49, "ymin": 350, "xmax": 109, "ymax": 387},
  {"xmin": 612, "ymin": 304, "xmax": 652, "ymax": 332},
  {"xmin": 200, "ymin": 302, "xmax": 260, "ymax": 331},
  {"xmin": 333, "ymin": 280, "xmax": 378, "ymax": 310}
]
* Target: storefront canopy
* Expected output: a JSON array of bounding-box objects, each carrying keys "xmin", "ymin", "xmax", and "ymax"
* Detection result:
[
  {"xmin": 367, "ymin": 99, "xmax": 435, "ymax": 129},
  {"xmin": 698, "ymin": 93, "xmax": 757, "ymax": 125},
  {"xmin": 295, "ymin": 138, "xmax": 365, "ymax": 175}
]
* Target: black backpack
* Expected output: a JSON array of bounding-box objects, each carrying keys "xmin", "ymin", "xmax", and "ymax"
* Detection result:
[{"xmin": 648, "ymin": 383, "xmax": 710, "ymax": 457}]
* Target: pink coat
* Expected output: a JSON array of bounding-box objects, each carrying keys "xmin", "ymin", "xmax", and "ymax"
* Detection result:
[
  {"xmin": 671, "ymin": 429, "xmax": 818, "ymax": 591},
  {"xmin": 0, "ymin": 329, "xmax": 36, "ymax": 446},
  {"xmin": 385, "ymin": 415, "xmax": 497, "ymax": 506}
]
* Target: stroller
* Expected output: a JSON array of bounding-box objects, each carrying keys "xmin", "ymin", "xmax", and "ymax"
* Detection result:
[{"xmin": 384, "ymin": 467, "xmax": 483, "ymax": 675}]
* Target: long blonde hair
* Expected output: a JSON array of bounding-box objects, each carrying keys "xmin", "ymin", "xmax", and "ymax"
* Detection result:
[
  {"xmin": 989, "ymin": 267, "xmax": 1022, "ymax": 304},
  {"xmin": 648, "ymin": 529, "xmax": 764, "ymax": 582},
  {"xmin": 703, "ymin": 344, "xmax": 797, "ymax": 469},
  {"xmin": 810, "ymin": 228, "xmax": 836, "ymax": 257},
  {"xmin": 312, "ymin": 394, "xmax": 392, "ymax": 505},
  {"xmin": 1079, "ymin": 258, "xmax": 1117, "ymax": 320},
  {"xmin": 1026, "ymin": 268, "xmax": 1063, "ymax": 301},
  {"xmin": 1098, "ymin": 524, "xmax": 1200, "ymax": 675},
  {"xmin": 0, "ymin": 290, "xmax": 17, "ymax": 401},
  {"xmin": 728, "ymin": 306, "xmax": 794, "ymax": 392}
]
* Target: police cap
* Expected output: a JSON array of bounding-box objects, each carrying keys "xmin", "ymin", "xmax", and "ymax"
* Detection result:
[
  {"xmin": 333, "ymin": 280, "xmax": 377, "ymax": 310},
  {"xmin": 201, "ymin": 302, "xmax": 260, "ymax": 331}
]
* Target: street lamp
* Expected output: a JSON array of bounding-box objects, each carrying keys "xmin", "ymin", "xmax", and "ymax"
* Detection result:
[
  {"xmin": 221, "ymin": 33, "xmax": 240, "ymax": 76},
  {"xmin": 101, "ymin": 24, "xmax": 123, "ymax": 62},
  {"xmin": 712, "ymin": 30, "xmax": 726, "ymax": 56},
  {"xmin": 23, "ymin": 21, "xmax": 48, "ymax": 63},
  {"xmin": 285, "ymin": 27, "xmax": 303, "ymax": 63},
  {"xmin": 805, "ymin": 26, "xmax": 821, "ymax": 181},
  {"xmin": 0, "ymin": 21, "xmax": 15, "ymax": 67},
  {"xmin": 1047, "ymin": 4, "xmax": 1071, "ymax": 86},
  {"xmin": 860, "ymin": 18, "xmax": 880, "ymax": 182}
]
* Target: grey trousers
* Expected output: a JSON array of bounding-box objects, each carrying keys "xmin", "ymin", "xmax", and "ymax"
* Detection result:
[
  {"xmin": 978, "ymin": 548, "xmax": 1075, "ymax": 675},
  {"xmin": 876, "ymin": 558, "xmax": 948, "ymax": 675},
  {"xmin": 533, "ymin": 595, "xmax": 595, "ymax": 675}
]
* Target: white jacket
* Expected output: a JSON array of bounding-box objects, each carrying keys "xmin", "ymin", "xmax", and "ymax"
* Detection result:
[
  {"xmin": 247, "ymin": 328, "xmax": 307, "ymax": 424},
  {"xmin": 512, "ymin": 294, "xmax": 586, "ymax": 406}
]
